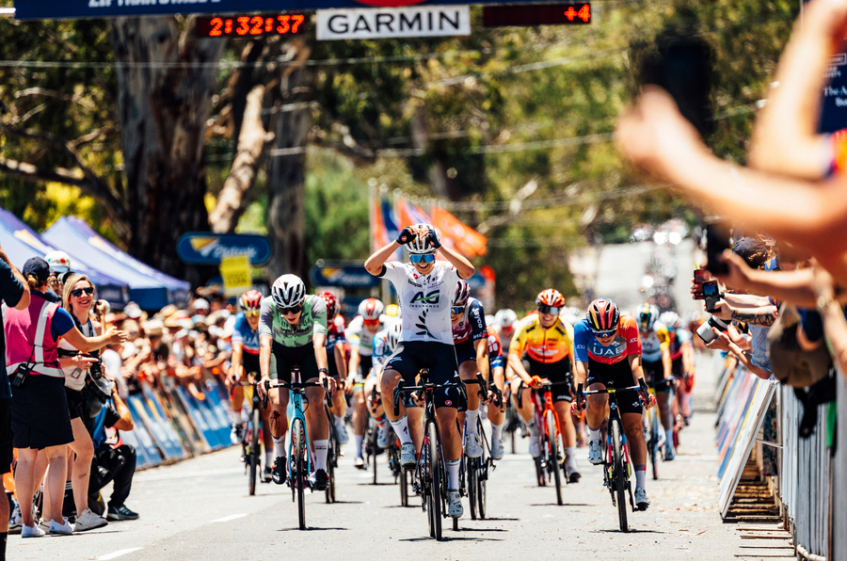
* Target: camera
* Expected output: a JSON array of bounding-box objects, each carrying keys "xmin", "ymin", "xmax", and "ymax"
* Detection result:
[
  {"xmin": 89, "ymin": 352, "xmax": 103, "ymax": 380},
  {"xmin": 696, "ymin": 315, "xmax": 729, "ymax": 344}
]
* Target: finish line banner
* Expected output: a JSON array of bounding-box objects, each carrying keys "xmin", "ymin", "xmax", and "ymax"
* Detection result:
[{"xmin": 19, "ymin": 0, "xmax": 530, "ymax": 21}]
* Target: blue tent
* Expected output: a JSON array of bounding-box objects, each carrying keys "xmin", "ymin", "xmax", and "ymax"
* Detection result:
[
  {"xmin": 0, "ymin": 209, "xmax": 129, "ymax": 306},
  {"xmin": 43, "ymin": 217, "xmax": 190, "ymax": 310}
]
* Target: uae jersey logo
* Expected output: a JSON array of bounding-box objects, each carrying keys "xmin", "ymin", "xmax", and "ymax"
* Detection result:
[{"xmin": 411, "ymin": 290, "xmax": 440, "ymax": 305}]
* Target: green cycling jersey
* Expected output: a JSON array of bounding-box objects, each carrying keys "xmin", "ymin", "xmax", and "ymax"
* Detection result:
[{"xmin": 258, "ymin": 294, "xmax": 327, "ymax": 348}]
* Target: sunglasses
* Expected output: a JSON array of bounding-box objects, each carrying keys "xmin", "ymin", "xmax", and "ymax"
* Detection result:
[
  {"xmin": 279, "ymin": 304, "xmax": 303, "ymax": 315},
  {"xmin": 592, "ymin": 329, "xmax": 617, "ymax": 339},
  {"xmin": 71, "ymin": 287, "xmax": 95, "ymax": 297},
  {"xmin": 409, "ymin": 253, "xmax": 435, "ymax": 264},
  {"xmin": 364, "ymin": 318, "xmax": 380, "ymax": 327},
  {"xmin": 451, "ymin": 306, "xmax": 465, "ymax": 315},
  {"xmin": 537, "ymin": 305, "xmax": 561, "ymax": 316},
  {"xmin": 244, "ymin": 310, "xmax": 260, "ymax": 318}
]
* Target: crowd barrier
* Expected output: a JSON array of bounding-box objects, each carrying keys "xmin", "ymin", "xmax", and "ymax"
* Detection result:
[
  {"xmin": 715, "ymin": 357, "xmax": 844, "ymax": 560},
  {"xmin": 121, "ymin": 379, "xmax": 236, "ymax": 470}
]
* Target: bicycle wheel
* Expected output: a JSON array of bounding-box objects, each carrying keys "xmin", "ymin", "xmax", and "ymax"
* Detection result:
[
  {"xmin": 292, "ymin": 418, "xmax": 307, "ymax": 530},
  {"xmin": 248, "ymin": 406, "xmax": 261, "ymax": 496},
  {"xmin": 427, "ymin": 421, "xmax": 443, "ymax": 540},
  {"xmin": 326, "ymin": 425, "xmax": 337, "ymax": 504},
  {"xmin": 535, "ymin": 455, "xmax": 545, "ymax": 486},
  {"xmin": 372, "ymin": 428, "xmax": 379, "ymax": 485},
  {"xmin": 650, "ymin": 410, "xmax": 660, "ymax": 481},
  {"xmin": 546, "ymin": 410, "xmax": 563, "ymax": 506},
  {"xmin": 611, "ymin": 418, "xmax": 628, "ymax": 532},
  {"xmin": 400, "ymin": 464, "xmax": 409, "ymax": 507},
  {"xmin": 468, "ymin": 457, "xmax": 478, "ymax": 520}
]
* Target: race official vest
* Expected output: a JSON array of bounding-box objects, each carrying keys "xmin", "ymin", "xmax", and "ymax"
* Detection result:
[{"xmin": 4, "ymin": 292, "xmax": 64, "ymax": 378}]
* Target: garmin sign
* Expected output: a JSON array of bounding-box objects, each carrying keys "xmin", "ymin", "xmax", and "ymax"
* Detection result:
[{"xmin": 317, "ymin": 5, "xmax": 470, "ymax": 40}]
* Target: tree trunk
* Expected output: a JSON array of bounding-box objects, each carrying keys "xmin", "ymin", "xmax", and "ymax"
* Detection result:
[
  {"xmin": 110, "ymin": 16, "xmax": 225, "ymax": 286},
  {"xmin": 265, "ymin": 38, "xmax": 312, "ymax": 283}
]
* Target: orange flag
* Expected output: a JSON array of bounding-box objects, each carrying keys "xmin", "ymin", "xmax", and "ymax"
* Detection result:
[{"xmin": 431, "ymin": 206, "xmax": 488, "ymax": 257}]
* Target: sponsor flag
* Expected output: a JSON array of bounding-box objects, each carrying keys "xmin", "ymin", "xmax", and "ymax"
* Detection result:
[
  {"xmin": 371, "ymin": 193, "xmax": 391, "ymax": 251},
  {"xmin": 431, "ymin": 206, "xmax": 488, "ymax": 257}
]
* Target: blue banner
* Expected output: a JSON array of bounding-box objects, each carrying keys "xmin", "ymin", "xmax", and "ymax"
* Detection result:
[
  {"xmin": 18, "ymin": 0, "xmax": 545, "ymax": 21},
  {"xmin": 175, "ymin": 387, "xmax": 228, "ymax": 450},
  {"xmin": 176, "ymin": 232, "xmax": 271, "ymax": 265},
  {"xmin": 310, "ymin": 263, "xmax": 381, "ymax": 288}
]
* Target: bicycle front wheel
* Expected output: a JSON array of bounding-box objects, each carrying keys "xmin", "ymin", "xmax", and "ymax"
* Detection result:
[
  {"xmin": 249, "ymin": 407, "xmax": 261, "ymax": 496},
  {"xmin": 546, "ymin": 410, "xmax": 563, "ymax": 506},
  {"xmin": 292, "ymin": 418, "xmax": 307, "ymax": 530},
  {"xmin": 468, "ymin": 458, "xmax": 478, "ymax": 520},
  {"xmin": 372, "ymin": 428, "xmax": 379, "ymax": 485},
  {"xmin": 650, "ymin": 409, "xmax": 660, "ymax": 481},
  {"xmin": 400, "ymin": 463, "xmax": 409, "ymax": 507},
  {"xmin": 611, "ymin": 418, "xmax": 628, "ymax": 532},
  {"xmin": 427, "ymin": 421, "xmax": 443, "ymax": 541},
  {"xmin": 326, "ymin": 424, "xmax": 337, "ymax": 504}
]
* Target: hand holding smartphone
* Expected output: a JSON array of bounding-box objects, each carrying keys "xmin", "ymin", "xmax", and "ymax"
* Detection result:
[
  {"xmin": 692, "ymin": 268, "xmax": 707, "ymax": 299},
  {"xmin": 702, "ymin": 279, "xmax": 721, "ymax": 313}
]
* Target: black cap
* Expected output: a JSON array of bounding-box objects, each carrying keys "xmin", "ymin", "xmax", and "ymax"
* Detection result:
[
  {"xmin": 732, "ymin": 237, "xmax": 769, "ymax": 269},
  {"xmin": 22, "ymin": 257, "xmax": 51, "ymax": 282}
]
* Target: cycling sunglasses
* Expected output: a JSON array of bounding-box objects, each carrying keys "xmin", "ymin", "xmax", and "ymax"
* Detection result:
[
  {"xmin": 363, "ymin": 318, "xmax": 380, "ymax": 326},
  {"xmin": 244, "ymin": 310, "xmax": 260, "ymax": 318},
  {"xmin": 409, "ymin": 253, "xmax": 435, "ymax": 264},
  {"xmin": 592, "ymin": 328, "xmax": 617, "ymax": 339},
  {"xmin": 279, "ymin": 304, "xmax": 303, "ymax": 315},
  {"xmin": 537, "ymin": 304, "xmax": 561, "ymax": 316},
  {"xmin": 71, "ymin": 287, "xmax": 95, "ymax": 297},
  {"xmin": 451, "ymin": 306, "xmax": 465, "ymax": 315}
]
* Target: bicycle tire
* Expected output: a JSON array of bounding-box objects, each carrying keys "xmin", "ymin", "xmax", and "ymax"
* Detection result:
[
  {"xmin": 477, "ymin": 421, "xmax": 488, "ymax": 519},
  {"xmin": 535, "ymin": 455, "xmax": 545, "ymax": 486},
  {"xmin": 293, "ymin": 418, "xmax": 307, "ymax": 530},
  {"xmin": 546, "ymin": 410, "xmax": 563, "ymax": 506},
  {"xmin": 650, "ymin": 410, "xmax": 660, "ymax": 481},
  {"xmin": 326, "ymin": 422, "xmax": 337, "ymax": 504},
  {"xmin": 428, "ymin": 421, "xmax": 443, "ymax": 540},
  {"xmin": 400, "ymin": 464, "xmax": 409, "ymax": 507},
  {"xmin": 372, "ymin": 428, "xmax": 379, "ymax": 485},
  {"xmin": 249, "ymin": 407, "xmax": 261, "ymax": 496},
  {"xmin": 611, "ymin": 418, "xmax": 628, "ymax": 532},
  {"xmin": 468, "ymin": 457, "xmax": 478, "ymax": 520}
]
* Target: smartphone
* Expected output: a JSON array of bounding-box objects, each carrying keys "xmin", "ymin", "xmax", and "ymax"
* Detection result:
[
  {"xmin": 639, "ymin": 38, "xmax": 714, "ymax": 138},
  {"xmin": 706, "ymin": 223, "xmax": 731, "ymax": 276},
  {"xmin": 702, "ymin": 280, "xmax": 720, "ymax": 313},
  {"xmin": 693, "ymin": 268, "xmax": 706, "ymax": 300}
]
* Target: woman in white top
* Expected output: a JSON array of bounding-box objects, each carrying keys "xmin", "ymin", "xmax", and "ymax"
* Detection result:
[{"xmin": 56, "ymin": 274, "xmax": 109, "ymax": 531}]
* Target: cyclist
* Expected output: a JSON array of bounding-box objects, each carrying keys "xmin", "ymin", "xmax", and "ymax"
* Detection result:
[
  {"xmin": 508, "ymin": 289, "xmax": 580, "ymax": 482},
  {"xmin": 451, "ymin": 279, "xmax": 489, "ymax": 459},
  {"xmin": 364, "ymin": 223, "xmax": 474, "ymax": 519},
  {"xmin": 226, "ymin": 290, "xmax": 274, "ymax": 481},
  {"xmin": 319, "ymin": 291, "xmax": 350, "ymax": 446},
  {"xmin": 573, "ymin": 298, "xmax": 651, "ymax": 510},
  {"xmin": 636, "ymin": 304, "xmax": 676, "ymax": 461},
  {"xmin": 493, "ymin": 309, "xmax": 519, "ymax": 356},
  {"xmin": 345, "ymin": 298, "xmax": 384, "ymax": 469},
  {"xmin": 484, "ymin": 324, "xmax": 507, "ymax": 460},
  {"xmin": 256, "ymin": 275, "xmax": 337, "ymax": 491},
  {"xmin": 660, "ymin": 311, "xmax": 695, "ymax": 428}
]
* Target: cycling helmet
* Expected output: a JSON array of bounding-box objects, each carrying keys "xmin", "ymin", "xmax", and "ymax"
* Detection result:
[
  {"xmin": 358, "ymin": 298, "xmax": 385, "ymax": 320},
  {"xmin": 240, "ymin": 289, "xmax": 263, "ymax": 312},
  {"xmin": 494, "ymin": 309, "xmax": 518, "ymax": 330},
  {"xmin": 536, "ymin": 289, "xmax": 566, "ymax": 308},
  {"xmin": 454, "ymin": 279, "xmax": 471, "ymax": 307},
  {"xmin": 403, "ymin": 224, "xmax": 437, "ymax": 255},
  {"xmin": 386, "ymin": 319, "xmax": 402, "ymax": 351},
  {"xmin": 637, "ymin": 303, "xmax": 659, "ymax": 331},
  {"xmin": 271, "ymin": 274, "xmax": 306, "ymax": 308},
  {"xmin": 660, "ymin": 311, "xmax": 682, "ymax": 329},
  {"xmin": 45, "ymin": 250, "xmax": 72, "ymax": 274},
  {"xmin": 485, "ymin": 314, "xmax": 495, "ymax": 327},
  {"xmin": 587, "ymin": 298, "xmax": 620, "ymax": 335},
  {"xmin": 385, "ymin": 303, "xmax": 400, "ymax": 318},
  {"xmin": 318, "ymin": 291, "xmax": 340, "ymax": 319}
]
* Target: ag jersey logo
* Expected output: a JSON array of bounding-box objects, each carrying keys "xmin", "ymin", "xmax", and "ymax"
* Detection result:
[{"xmin": 411, "ymin": 290, "xmax": 440, "ymax": 305}]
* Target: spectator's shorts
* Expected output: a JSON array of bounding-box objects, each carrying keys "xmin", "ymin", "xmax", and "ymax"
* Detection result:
[
  {"xmin": 11, "ymin": 374, "xmax": 74, "ymax": 450},
  {"xmin": 0, "ymin": 398, "xmax": 12, "ymax": 474},
  {"xmin": 66, "ymin": 387, "xmax": 86, "ymax": 420}
]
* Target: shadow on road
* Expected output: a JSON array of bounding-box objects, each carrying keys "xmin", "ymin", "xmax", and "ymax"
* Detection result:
[
  {"xmin": 399, "ymin": 536, "xmax": 504, "ymax": 542},
  {"xmin": 276, "ymin": 527, "xmax": 349, "ymax": 532},
  {"xmin": 326, "ymin": 500, "xmax": 363, "ymax": 504},
  {"xmin": 590, "ymin": 529, "xmax": 668, "ymax": 535},
  {"xmin": 528, "ymin": 503, "xmax": 593, "ymax": 507}
]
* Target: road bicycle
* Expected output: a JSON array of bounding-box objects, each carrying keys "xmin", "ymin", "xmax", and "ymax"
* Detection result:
[
  {"xmin": 464, "ymin": 373, "xmax": 501, "ymax": 520},
  {"xmin": 365, "ymin": 385, "xmax": 401, "ymax": 486},
  {"xmin": 235, "ymin": 376, "xmax": 267, "ymax": 496},
  {"xmin": 576, "ymin": 379, "xmax": 649, "ymax": 532},
  {"xmin": 324, "ymin": 385, "xmax": 339, "ymax": 503},
  {"xmin": 393, "ymin": 369, "xmax": 467, "ymax": 541},
  {"xmin": 643, "ymin": 379, "xmax": 671, "ymax": 480},
  {"xmin": 529, "ymin": 380, "xmax": 573, "ymax": 505}
]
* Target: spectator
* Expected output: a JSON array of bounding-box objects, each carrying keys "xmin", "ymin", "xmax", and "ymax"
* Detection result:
[
  {"xmin": 0, "ymin": 243, "xmax": 29, "ymax": 556},
  {"xmin": 5, "ymin": 257, "xmax": 123, "ymax": 538},
  {"xmin": 44, "ymin": 251, "xmax": 72, "ymax": 303}
]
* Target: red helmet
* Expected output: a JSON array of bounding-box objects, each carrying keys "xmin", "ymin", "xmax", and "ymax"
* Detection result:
[
  {"xmin": 240, "ymin": 290, "xmax": 263, "ymax": 312},
  {"xmin": 587, "ymin": 298, "xmax": 620, "ymax": 335},
  {"xmin": 454, "ymin": 280, "xmax": 471, "ymax": 307},
  {"xmin": 319, "ymin": 291, "xmax": 340, "ymax": 319},
  {"xmin": 358, "ymin": 298, "xmax": 384, "ymax": 321},
  {"xmin": 536, "ymin": 289, "xmax": 565, "ymax": 308}
]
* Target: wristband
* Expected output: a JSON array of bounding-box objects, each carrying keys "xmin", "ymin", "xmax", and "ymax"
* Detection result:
[{"xmin": 318, "ymin": 367, "xmax": 329, "ymax": 375}]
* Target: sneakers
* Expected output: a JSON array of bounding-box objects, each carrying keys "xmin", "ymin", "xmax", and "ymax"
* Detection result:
[
  {"xmin": 21, "ymin": 523, "xmax": 45, "ymax": 538},
  {"xmin": 262, "ymin": 465, "xmax": 273, "ymax": 483},
  {"xmin": 447, "ymin": 490, "xmax": 463, "ymax": 518},
  {"xmin": 635, "ymin": 487, "xmax": 650, "ymax": 511},
  {"xmin": 465, "ymin": 433, "xmax": 483, "ymax": 459},
  {"xmin": 272, "ymin": 456, "xmax": 287, "ymax": 485},
  {"xmin": 313, "ymin": 469, "xmax": 329, "ymax": 491},
  {"xmin": 354, "ymin": 456, "xmax": 366, "ymax": 470},
  {"xmin": 377, "ymin": 423, "xmax": 391, "ymax": 449},
  {"xmin": 588, "ymin": 440, "xmax": 603, "ymax": 465},
  {"xmin": 74, "ymin": 508, "xmax": 108, "ymax": 532},
  {"xmin": 106, "ymin": 504, "xmax": 139, "ymax": 521},
  {"xmin": 9, "ymin": 502, "xmax": 21, "ymax": 533},
  {"xmin": 399, "ymin": 442, "xmax": 416, "ymax": 469},
  {"xmin": 49, "ymin": 517, "xmax": 74, "ymax": 535},
  {"xmin": 490, "ymin": 437, "xmax": 505, "ymax": 461},
  {"xmin": 528, "ymin": 434, "xmax": 541, "ymax": 458},
  {"xmin": 230, "ymin": 423, "xmax": 243, "ymax": 445},
  {"xmin": 336, "ymin": 420, "xmax": 350, "ymax": 446},
  {"xmin": 663, "ymin": 443, "xmax": 676, "ymax": 461}
]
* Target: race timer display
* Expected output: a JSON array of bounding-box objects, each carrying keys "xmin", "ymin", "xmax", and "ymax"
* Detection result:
[
  {"xmin": 483, "ymin": 3, "xmax": 591, "ymax": 26},
  {"xmin": 196, "ymin": 14, "xmax": 307, "ymax": 38}
]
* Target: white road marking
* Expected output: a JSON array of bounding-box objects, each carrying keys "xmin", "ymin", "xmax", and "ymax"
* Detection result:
[
  {"xmin": 97, "ymin": 548, "xmax": 144, "ymax": 560},
  {"xmin": 212, "ymin": 513, "xmax": 248, "ymax": 523}
]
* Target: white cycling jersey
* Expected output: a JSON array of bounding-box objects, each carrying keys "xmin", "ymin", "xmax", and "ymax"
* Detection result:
[
  {"xmin": 379, "ymin": 261, "xmax": 460, "ymax": 346},
  {"xmin": 347, "ymin": 315, "xmax": 379, "ymax": 357}
]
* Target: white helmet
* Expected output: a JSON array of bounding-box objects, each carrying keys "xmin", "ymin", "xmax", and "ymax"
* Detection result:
[
  {"xmin": 45, "ymin": 250, "xmax": 72, "ymax": 274},
  {"xmin": 659, "ymin": 311, "xmax": 682, "ymax": 329},
  {"xmin": 358, "ymin": 298, "xmax": 384, "ymax": 320},
  {"xmin": 485, "ymin": 314, "xmax": 495, "ymax": 327},
  {"xmin": 403, "ymin": 224, "xmax": 437, "ymax": 255},
  {"xmin": 386, "ymin": 319, "xmax": 402, "ymax": 351},
  {"xmin": 494, "ymin": 309, "xmax": 518, "ymax": 330},
  {"xmin": 271, "ymin": 274, "xmax": 306, "ymax": 308}
]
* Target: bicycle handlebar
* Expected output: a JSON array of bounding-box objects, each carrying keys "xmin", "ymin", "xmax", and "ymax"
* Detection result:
[{"xmin": 575, "ymin": 378, "xmax": 649, "ymax": 411}]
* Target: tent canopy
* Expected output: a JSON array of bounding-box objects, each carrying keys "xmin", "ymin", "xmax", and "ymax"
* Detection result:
[
  {"xmin": 0, "ymin": 209, "xmax": 129, "ymax": 306},
  {"xmin": 43, "ymin": 217, "xmax": 190, "ymax": 310}
]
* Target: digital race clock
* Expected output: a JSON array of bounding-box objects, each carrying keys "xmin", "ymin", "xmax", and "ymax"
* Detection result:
[{"xmin": 196, "ymin": 14, "xmax": 307, "ymax": 38}]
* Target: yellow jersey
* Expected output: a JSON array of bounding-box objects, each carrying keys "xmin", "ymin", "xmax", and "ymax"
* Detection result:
[{"xmin": 509, "ymin": 314, "xmax": 575, "ymax": 364}]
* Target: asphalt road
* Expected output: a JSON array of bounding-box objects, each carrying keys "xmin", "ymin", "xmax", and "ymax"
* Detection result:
[{"xmin": 12, "ymin": 240, "xmax": 751, "ymax": 561}]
